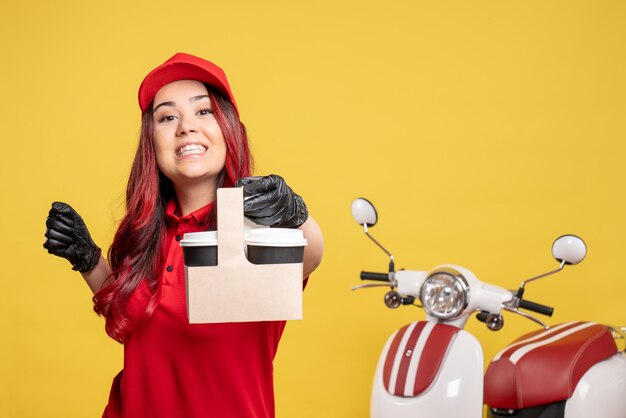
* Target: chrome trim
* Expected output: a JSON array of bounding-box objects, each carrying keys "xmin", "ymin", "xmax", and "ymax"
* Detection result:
[{"xmin": 502, "ymin": 306, "xmax": 549, "ymax": 329}]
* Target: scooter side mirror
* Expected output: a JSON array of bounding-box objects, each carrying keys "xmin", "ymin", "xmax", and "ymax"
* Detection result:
[
  {"xmin": 552, "ymin": 235, "xmax": 586, "ymax": 265},
  {"xmin": 518, "ymin": 234, "xmax": 587, "ymax": 297},
  {"xmin": 351, "ymin": 197, "xmax": 395, "ymax": 272},
  {"xmin": 352, "ymin": 198, "xmax": 378, "ymax": 227}
]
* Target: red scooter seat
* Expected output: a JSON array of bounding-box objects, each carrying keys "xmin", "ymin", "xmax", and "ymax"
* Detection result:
[{"xmin": 484, "ymin": 321, "xmax": 617, "ymax": 409}]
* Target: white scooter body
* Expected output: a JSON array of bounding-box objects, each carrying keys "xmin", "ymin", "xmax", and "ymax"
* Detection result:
[
  {"xmin": 371, "ymin": 325, "xmax": 483, "ymax": 418},
  {"xmin": 370, "ymin": 266, "xmax": 510, "ymax": 418},
  {"xmin": 351, "ymin": 198, "xmax": 625, "ymax": 418},
  {"xmin": 565, "ymin": 352, "xmax": 626, "ymax": 418}
]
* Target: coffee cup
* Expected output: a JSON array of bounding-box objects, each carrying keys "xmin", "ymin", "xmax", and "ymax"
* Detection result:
[
  {"xmin": 180, "ymin": 231, "xmax": 218, "ymax": 267},
  {"xmin": 246, "ymin": 228, "xmax": 307, "ymax": 265}
]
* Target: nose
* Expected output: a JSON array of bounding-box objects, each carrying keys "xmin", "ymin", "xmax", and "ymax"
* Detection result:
[{"xmin": 176, "ymin": 114, "xmax": 198, "ymax": 136}]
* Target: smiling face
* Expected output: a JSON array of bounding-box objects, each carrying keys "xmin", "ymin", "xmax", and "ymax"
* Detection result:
[{"xmin": 152, "ymin": 79, "xmax": 227, "ymax": 191}]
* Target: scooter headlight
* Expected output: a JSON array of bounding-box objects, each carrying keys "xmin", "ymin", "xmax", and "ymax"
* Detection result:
[{"xmin": 419, "ymin": 268, "xmax": 469, "ymax": 319}]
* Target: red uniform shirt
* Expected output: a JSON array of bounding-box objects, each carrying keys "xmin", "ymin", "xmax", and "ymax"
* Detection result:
[{"xmin": 103, "ymin": 200, "xmax": 287, "ymax": 418}]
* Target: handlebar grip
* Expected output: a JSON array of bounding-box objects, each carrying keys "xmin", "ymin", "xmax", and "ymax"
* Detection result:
[
  {"xmin": 360, "ymin": 271, "xmax": 390, "ymax": 282},
  {"xmin": 518, "ymin": 299, "xmax": 554, "ymax": 317}
]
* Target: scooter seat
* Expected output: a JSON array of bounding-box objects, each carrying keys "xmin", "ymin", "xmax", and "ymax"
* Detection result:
[{"xmin": 484, "ymin": 321, "xmax": 617, "ymax": 409}]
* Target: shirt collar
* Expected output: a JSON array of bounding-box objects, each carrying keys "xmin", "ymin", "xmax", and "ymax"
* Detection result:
[{"xmin": 165, "ymin": 198, "xmax": 216, "ymax": 226}]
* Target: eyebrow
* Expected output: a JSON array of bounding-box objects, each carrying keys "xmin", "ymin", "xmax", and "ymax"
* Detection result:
[{"xmin": 153, "ymin": 94, "xmax": 211, "ymax": 113}]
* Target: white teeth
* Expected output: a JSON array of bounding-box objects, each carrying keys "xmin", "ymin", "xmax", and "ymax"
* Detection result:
[{"xmin": 176, "ymin": 144, "xmax": 207, "ymax": 157}]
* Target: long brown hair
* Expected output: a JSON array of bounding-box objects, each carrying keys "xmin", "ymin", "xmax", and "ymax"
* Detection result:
[{"xmin": 93, "ymin": 87, "xmax": 252, "ymax": 343}]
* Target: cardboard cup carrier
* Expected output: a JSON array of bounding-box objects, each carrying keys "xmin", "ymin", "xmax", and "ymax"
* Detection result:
[{"xmin": 181, "ymin": 188, "xmax": 306, "ymax": 324}]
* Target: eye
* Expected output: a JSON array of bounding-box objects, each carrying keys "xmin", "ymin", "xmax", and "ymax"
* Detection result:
[
  {"xmin": 197, "ymin": 108, "xmax": 213, "ymax": 116},
  {"xmin": 157, "ymin": 114, "xmax": 177, "ymax": 123}
]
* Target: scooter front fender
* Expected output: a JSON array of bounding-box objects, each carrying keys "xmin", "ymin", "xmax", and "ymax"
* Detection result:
[{"xmin": 371, "ymin": 321, "xmax": 483, "ymax": 418}]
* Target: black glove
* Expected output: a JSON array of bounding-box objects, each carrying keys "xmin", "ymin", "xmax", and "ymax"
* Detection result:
[
  {"xmin": 236, "ymin": 175, "xmax": 308, "ymax": 228},
  {"xmin": 43, "ymin": 202, "xmax": 102, "ymax": 273}
]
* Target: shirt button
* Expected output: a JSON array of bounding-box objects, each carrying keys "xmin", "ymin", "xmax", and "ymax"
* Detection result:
[
  {"xmin": 199, "ymin": 221, "xmax": 205, "ymax": 226},
  {"xmin": 175, "ymin": 235, "xmax": 182, "ymax": 241},
  {"xmin": 166, "ymin": 265, "xmax": 173, "ymax": 272}
]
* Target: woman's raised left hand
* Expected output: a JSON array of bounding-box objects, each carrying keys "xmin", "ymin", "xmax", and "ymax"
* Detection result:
[{"xmin": 236, "ymin": 174, "xmax": 308, "ymax": 228}]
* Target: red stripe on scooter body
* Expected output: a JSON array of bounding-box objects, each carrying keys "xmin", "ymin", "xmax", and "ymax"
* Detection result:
[
  {"xmin": 393, "ymin": 322, "xmax": 427, "ymax": 395},
  {"xmin": 382, "ymin": 321, "xmax": 460, "ymax": 397},
  {"xmin": 413, "ymin": 324, "xmax": 460, "ymax": 396},
  {"xmin": 382, "ymin": 324, "xmax": 411, "ymax": 391}
]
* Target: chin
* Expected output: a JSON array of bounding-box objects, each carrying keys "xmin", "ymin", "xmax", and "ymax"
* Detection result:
[{"xmin": 174, "ymin": 171, "xmax": 222, "ymax": 186}]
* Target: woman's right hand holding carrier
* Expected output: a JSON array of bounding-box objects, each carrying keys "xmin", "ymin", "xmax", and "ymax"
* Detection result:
[
  {"xmin": 43, "ymin": 202, "xmax": 102, "ymax": 273},
  {"xmin": 237, "ymin": 174, "xmax": 308, "ymax": 228}
]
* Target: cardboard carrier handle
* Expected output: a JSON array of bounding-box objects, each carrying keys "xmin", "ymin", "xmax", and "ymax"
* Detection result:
[{"xmin": 185, "ymin": 187, "xmax": 303, "ymax": 324}]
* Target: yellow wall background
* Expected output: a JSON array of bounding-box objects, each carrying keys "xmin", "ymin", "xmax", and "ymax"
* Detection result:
[{"xmin": 1, "ymin": 1, "xmax": 625, "ymax": 417}]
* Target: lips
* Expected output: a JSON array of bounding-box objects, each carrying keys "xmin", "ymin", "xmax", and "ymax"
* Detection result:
[{"xmin": 176, "ymin": 144, "xmax": 207, "ymax": 157}]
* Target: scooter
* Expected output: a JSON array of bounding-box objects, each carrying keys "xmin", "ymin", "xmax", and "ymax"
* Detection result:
[{"xmin": 351, "ymin": 198, "xmax": 626, "ymax": 418}]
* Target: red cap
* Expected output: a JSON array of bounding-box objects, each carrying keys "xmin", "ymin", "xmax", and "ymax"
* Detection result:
[{"xmin": 138, "ymin": 52, "xmax": 238, "ymax": 114}]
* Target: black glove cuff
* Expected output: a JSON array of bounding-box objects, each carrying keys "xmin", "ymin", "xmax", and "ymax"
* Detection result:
[
  {"xmin": 291, "ymin": 194, "xmax": 309, "ymax": 228},
  {"xmin": 72, "ymin": 246, "xmax": 102, "ymax": 273}
]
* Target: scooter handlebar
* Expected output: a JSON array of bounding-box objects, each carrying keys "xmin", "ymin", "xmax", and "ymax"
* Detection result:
[
  {"xmin": 360, "ymin": 271, "xmax": 391, "ymax": 282},
  {"xmin": 518, "ymin": 299, "xmax": 554, "ymax": 317}
]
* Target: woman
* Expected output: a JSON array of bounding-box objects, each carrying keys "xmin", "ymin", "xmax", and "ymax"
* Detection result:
[{"xmin": 43, "ymin": 52, "xmax": 324, "ymax": 418}]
